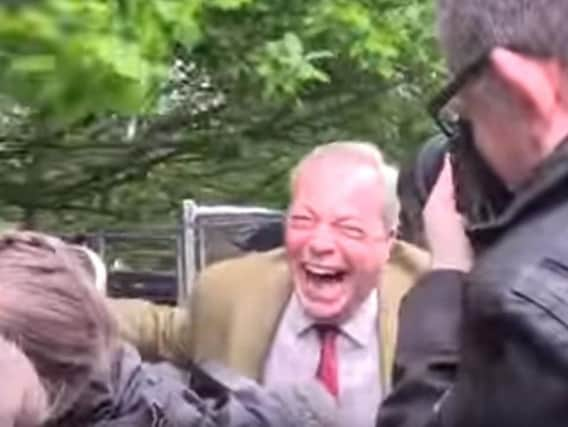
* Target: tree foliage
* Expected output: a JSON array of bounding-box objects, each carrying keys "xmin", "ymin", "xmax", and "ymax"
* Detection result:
[{"xmin": 0, "ymin": 0, "xmax": 442, "ymax": 231}]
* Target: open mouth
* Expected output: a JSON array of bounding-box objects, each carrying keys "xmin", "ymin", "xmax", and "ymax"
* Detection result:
[{"xmin": 303, "ymin": 265, "xmax": 348, "ymax": 287}]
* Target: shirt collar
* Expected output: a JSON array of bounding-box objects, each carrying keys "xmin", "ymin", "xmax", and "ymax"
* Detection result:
[
  {"xmin": 286, "ymin": 293, "xmax": 314, "ymax": 337},
  {"xmin": 286, "ymin": 291, "xmax": 378, "ymax": 348},
  {"xmin": 341, "ymin": 291, "xmax": 378, "ymax": 347}
]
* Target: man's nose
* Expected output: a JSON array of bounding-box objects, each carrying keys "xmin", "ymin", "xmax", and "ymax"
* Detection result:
[{"xmin": 307, "ymin": 225, "xmax": 336, "ymax": 256}]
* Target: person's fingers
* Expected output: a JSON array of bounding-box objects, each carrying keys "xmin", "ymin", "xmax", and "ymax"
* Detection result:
[
  {"xmin": 432, "ymin": 156, "xmax": 455, "ymax": 201},
  {"xmin": 424, "ymin": 157, "xmax": 454, "ymax": 218}
]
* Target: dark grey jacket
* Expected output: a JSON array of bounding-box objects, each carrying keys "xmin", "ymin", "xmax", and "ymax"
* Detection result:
[
  {"xmin": 379, "ymin": 141, "xmax": 568, "ymax": 427},
  {"xmin": 51, "ymin": 344, "xmax": 336, "ymax": 427}
]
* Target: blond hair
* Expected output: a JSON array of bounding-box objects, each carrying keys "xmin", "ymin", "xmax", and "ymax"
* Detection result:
[
  {"xmin": 0, "ymin": 231, "xmax": 117, "ymax": 421},
  {"xmin": 290, "ymin": 141, "xmax": 400, "ymax": 231}
]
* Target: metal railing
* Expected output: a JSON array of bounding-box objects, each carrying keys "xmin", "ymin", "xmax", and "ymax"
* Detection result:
[
  {"xmin": 63, "ymin": 200, "xmax": 282, "ymax": 306},
  {"xmin": 178, "ymin": 199, "xmax": 282, "ymax": 304}
]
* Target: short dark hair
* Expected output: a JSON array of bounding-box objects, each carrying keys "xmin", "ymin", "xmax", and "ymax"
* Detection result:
[{"xmin": 438, "ymin": 0, "xmax": 568, "ymax": 73}]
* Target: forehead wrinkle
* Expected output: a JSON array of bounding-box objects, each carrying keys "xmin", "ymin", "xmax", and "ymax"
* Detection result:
[
  {"xmin": 290, "ymin": 155, "xmax": 386, "ymax": 223},
  {"xmin": 295, "ymin": 157, "xmax": 382, "ymax": 193}
]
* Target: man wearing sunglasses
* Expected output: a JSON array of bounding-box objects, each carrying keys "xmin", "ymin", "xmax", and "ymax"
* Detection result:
[{"xmin": 378, "ymin": 1, "xmax": 568, "ymax": 427}]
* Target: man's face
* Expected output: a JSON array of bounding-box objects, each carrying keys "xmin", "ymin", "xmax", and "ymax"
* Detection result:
[
  {"xmin": 285, "ymin": 156, "xmax": 393, "ymax": 322},
  {"xmin": 462, "ymin": 86, "xmax": 533, "ymax": 188},
  {"xmin": 442, "ymin": 49, "xmax": 565, "ymax": 188}
]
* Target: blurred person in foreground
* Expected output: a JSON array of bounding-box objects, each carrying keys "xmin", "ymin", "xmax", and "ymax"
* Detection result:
[
  {"xmin": 110, "ymin": 141, "xmax": 430, "ymax": 427},
  {"xmin": 379, "ymin": 0, "xmax": 568, "ymax": 426},
  {"xmin": 0, "ymin": 231, "xmax": 336, "ymax": 427}
]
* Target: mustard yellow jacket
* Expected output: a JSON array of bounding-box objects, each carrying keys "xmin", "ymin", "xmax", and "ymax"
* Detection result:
[{"xmin": 109, "ymin": 240, "xmax": 429, "ymax": 390}]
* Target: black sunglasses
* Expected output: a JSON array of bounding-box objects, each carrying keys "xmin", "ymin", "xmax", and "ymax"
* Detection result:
[{"xmin": 427, "ymin": 54, "xmax": 490, "ymax": 137}]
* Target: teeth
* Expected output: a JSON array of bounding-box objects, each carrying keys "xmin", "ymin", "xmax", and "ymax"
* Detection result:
[{"xmin": 305, "ymin": 265, "xmax": 339, "ymax": 275}]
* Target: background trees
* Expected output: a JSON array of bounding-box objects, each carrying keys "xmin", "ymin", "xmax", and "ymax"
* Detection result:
[{"xmin": 0, "ymin": 0, "xmax": 443, "ymax": 231}]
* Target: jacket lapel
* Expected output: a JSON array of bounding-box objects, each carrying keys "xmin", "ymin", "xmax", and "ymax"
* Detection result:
[
  {"xmin": 379, "ymin": 240, "xmax": 430, "ymax": 392},
  {"xmin": 225, "ymin": 250, "xmax": 292, "ymax": 381}
]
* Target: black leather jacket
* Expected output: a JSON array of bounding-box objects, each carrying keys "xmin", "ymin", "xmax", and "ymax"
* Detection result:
[{"xmin": 379, "ymin": 141, "xmax": 568, "ymax": 427}]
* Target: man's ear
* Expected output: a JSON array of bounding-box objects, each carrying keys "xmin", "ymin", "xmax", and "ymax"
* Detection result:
[{"xmin": 490, "ymin": 47, "xmax": 562, "ymax": 118}]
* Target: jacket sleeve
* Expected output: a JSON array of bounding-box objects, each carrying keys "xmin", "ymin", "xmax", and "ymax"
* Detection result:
[
  {"xmin": 196, "ymin": 361, "xmax": 339, "ymax": 427},
  {"xmin": 376, "ymin": 270, "xmax": 463, "ymax": 427},
  {"xmin": 107, "ymin": 298, "xmax": 191, "ymax": 363},
  {"xmin": 78, "ymin": 345, "xmax": 338, "ymax": 427}
]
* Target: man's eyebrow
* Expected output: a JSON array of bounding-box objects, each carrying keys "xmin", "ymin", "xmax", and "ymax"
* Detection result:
[{"xmin": 290, "ymin": 205, "xmax": 316, "ymax": 216}]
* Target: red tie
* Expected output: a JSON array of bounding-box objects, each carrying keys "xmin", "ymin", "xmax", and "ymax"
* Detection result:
[{"xmin": 315, "ymin": 325, "xmax": 339, "ymax": 397}]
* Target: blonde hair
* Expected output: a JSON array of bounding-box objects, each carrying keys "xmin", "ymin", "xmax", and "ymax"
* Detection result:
[
  {"xmin": 290, "ymin": 141, "xmax": 400, "ymax": 231},
  {"xmin": 0, "ymin": 231, "xmax": 117, "ymax": 421}
]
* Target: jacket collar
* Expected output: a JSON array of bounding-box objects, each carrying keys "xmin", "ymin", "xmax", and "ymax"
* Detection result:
[{"xmin": 468, "ymin": 139, "xmax": 568, "ymax": 247}]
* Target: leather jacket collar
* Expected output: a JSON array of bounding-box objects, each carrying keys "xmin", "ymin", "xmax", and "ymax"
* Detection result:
[{"xmin": 468, "ymin": 138, "xmax": 568, "ymax": 249}]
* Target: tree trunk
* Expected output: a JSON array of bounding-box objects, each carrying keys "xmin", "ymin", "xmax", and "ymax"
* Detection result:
[{"xmin": 22, "ymin": 207, "xmax": 37, "ymax": 230}]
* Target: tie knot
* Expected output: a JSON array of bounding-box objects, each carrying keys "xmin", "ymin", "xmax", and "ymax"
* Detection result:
[{"xmin": 314, "ymin": 324, "xmax": 339, "ymax": 341}]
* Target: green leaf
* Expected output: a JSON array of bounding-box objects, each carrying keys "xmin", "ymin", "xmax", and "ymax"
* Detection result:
[{"xmin": 9, "ymin": 54, "xmax": 55, "ymax": 73}]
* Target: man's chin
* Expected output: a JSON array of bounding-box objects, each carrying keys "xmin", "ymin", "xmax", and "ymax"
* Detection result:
[{"xmin": 298, "ymin": 294, "xmax": 349, "ymax": 322}]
